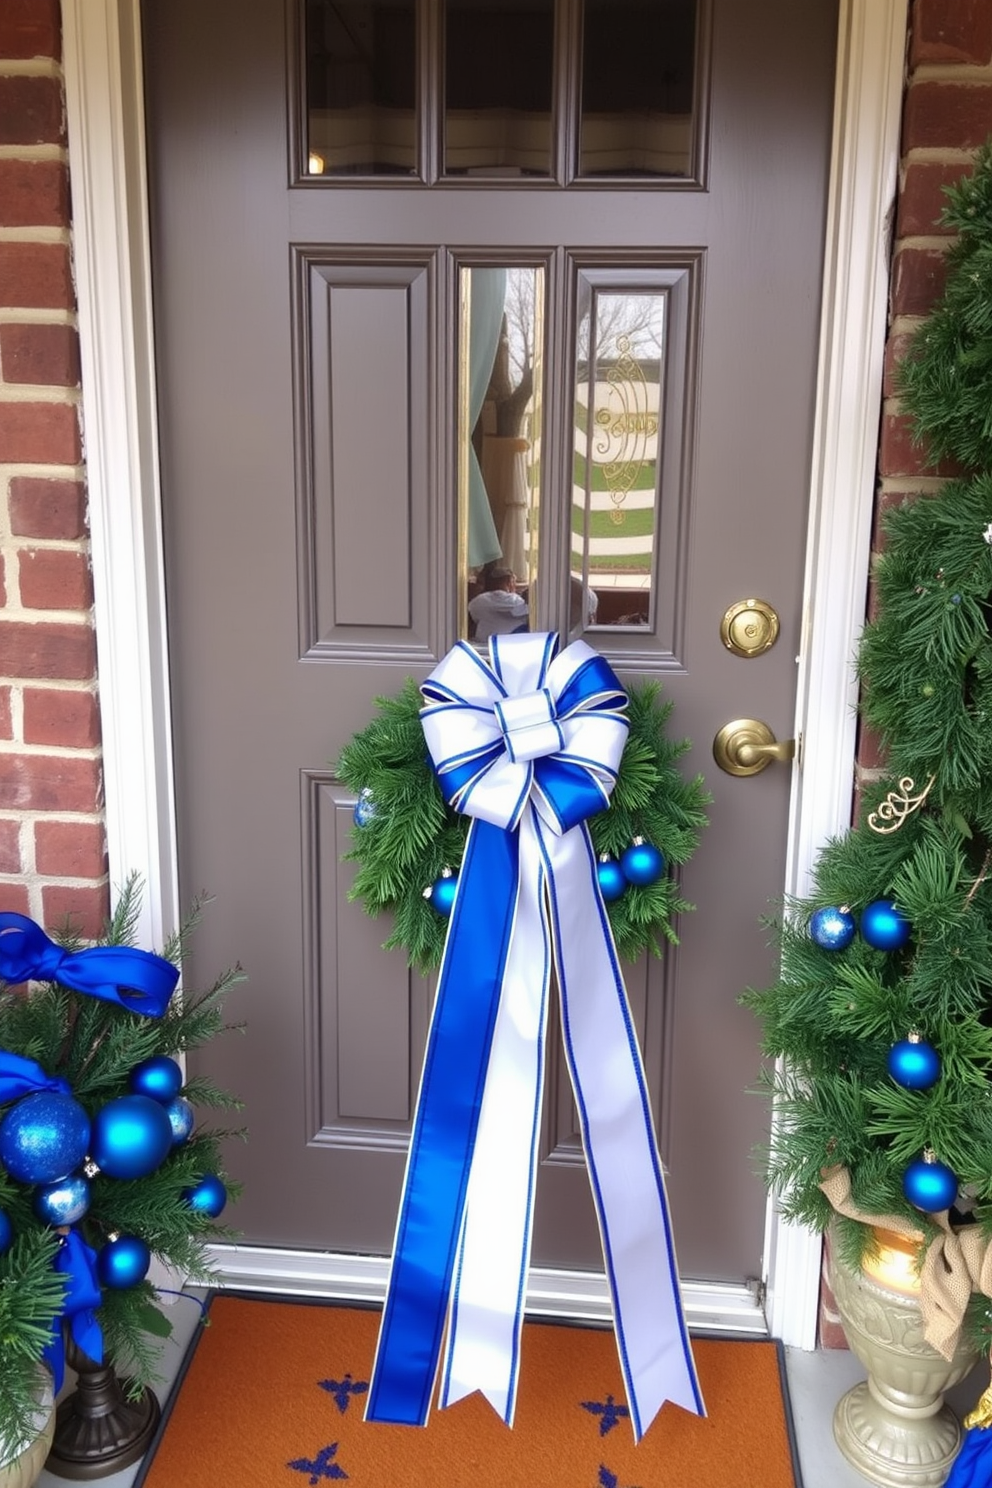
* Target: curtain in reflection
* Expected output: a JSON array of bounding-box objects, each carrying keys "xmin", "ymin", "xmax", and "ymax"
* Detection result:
[{"xmin": 467, "ymin": 269, "xmax": 507, "ymax": 567}]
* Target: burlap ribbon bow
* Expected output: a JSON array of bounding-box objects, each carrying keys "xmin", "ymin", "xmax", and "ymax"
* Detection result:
[{"xmin": 820, "ymin": 1164, "xmax": 992, "ymax": 1359}]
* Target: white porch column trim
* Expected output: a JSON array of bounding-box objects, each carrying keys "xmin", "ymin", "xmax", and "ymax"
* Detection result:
[
  {"xmin": 61, "ymin": 0, "xmax": 908, "ymax": 1345},
  {"xmin": 766, "ymin": 0, "xmax": 909, "ymax": 1348}
]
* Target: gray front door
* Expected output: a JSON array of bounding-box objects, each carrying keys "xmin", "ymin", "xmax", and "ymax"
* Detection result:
[{"xmin": 142, "ymin": 0, "xmax": 837, "ymax": 1285}]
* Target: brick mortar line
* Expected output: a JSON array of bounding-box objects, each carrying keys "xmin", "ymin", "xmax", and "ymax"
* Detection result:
[
  {"xmin": 0, "ymin": 310, "xmax": 77, "ymax": 327},
  {"xmin": 0, "ymin": 741, "xmax": 101, "ymax": 760},
  {"xmin": 0, "ymin": 227, "xmax": 71, "ymax": 244},
  {"xmin": 0, "ymin": 145, "xmax": 66, "ymax": 163},
  {"xmin": 893, "ymin": 234, "xmax": 952, "ymax": 251},
  {"xmin": 0, "ymin": 386, "xmax": 81, "ymax": 404},
  {"xmin": 0, "ymin": 462, "xmax": 87, "ymax": 479},
  {"xmin": 909, "ymin": 63, "xmax": 992, "ymax": 83},
  {"xmin": 0, "ymin": 59, "xmax": 62, "ymax": 79}
]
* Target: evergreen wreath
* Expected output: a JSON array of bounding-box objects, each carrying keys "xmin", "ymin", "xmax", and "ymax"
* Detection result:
[{"xmin": 336, "ymin": 674, "xmax": 709, "ymax": 971}]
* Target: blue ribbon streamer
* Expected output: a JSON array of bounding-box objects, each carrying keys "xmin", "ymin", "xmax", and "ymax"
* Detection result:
[
  {"xmin": 0, "ymin": 1049, "xmax": 71, "ymax": 1102},
  {"xmin": 0, "ymin": 912, "xmax": 178, "ymax": 1017},
  {"xmin": 43, "ymin": 1228, "xmax": 103, "ymax": 1393},
  {"xmin": 947, "ymin": 1428, "xmax": 992, "ymax": 1488}
]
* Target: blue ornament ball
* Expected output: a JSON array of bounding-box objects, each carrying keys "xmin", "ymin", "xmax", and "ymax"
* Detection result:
[
  {"xmin": 619, "ymin": 840, "xmax": 665, "ymax": 887},
  {"xmin": 183, "ymin": 1173, "xmax": 227, "ymax": 1219},
  {"xmin": 33, "ymin": 1173, "xmax": 91, "ymax": 1226},
  {"xmin": 903, "ymin": 1154, "xmax": 958, "ymax": 1213},
  {"xmin": 0, "ymin": 1091, "xmax": 91, "ymax": 1184},
  {"xmin": 887, "ymin": 1038, "xmax": 941, "ymax": 1091},
  {"xmin": 597, "ymin": 857, "xmax": 626, "ymax": 902},
  {"xmin": 353, "ymin": 788, "xmax": 377, "ymax": 828},
  {"xmin": 429, "ymin": 874, "xmax": 457, "ymax": 916},
  {"xmin": 0, "ymin": 1210, "xmax": 12, "ymax": 1255},
  {"xmin": 128, "ymin": 1055, "xmax": 183, "ymax": 1104},
  {"xmin": 90, "ymin": 1095, "xmax": 174, "ymax": 1180},
  {"xmin": 861, "ymin": 899, "xmax": 912, "ymax": 952},
  {"xmin": 165, "ymin": 1096, "xmax": 195, "ymax": 1146},
  {"xmin": 98, "ymin": 1234, "xmax": 151, "ymax": 1290},
  {"xmin": 809, "ymin": 906, "xmax": 856, "ymax": 952}
]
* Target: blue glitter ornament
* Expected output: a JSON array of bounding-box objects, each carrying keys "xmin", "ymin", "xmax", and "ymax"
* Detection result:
[
  {"xmin": 98, "ymin": 1234, "xmax": 151, "ymax": 1289},
  {"xmin": 903, "ymin": 1153, "xmax": 958, "ymax": 1213},
  {"xmin": 353, "ymin": 788, "xmax": 377, "ymax": 827},
  {"xmin": 33, "ymin": 1173, "xmax": 91, "ymax": 1226},
  {"xmin": 0, "ymin": 1090, "xmax": 91, "ymax": 1184},
  {"xmin": 861, "ymin": 899, "xmax": 912, "ymax": 952},
  {"xmin": 597, "ymin": 857, "xmax": 626, "ymax": 902},
  {"xmin": 165, "ymin": 1095, "xmax": 195, "ymax": 1146},
  {"xmin": 887, "ymin": 1036, "xmax": 941, "ymax": 1091},
  {"xmin": 183, "ymin": 1173, "xmax": 227, "ymax": 1218},
  {"xmin": 128, "ymin": 1055, "xmax": 183, "ymax": 1104},
  {"xmin": 809, "ymin": 906, "xmax": 856, "ymax": 952},
  {"xmin": 0, "ymin": 1210, "xmax": 12, "ymax": 1255},
  {"xmin": 428, "ymin": 872, "xmax": 457, "ymax": 916},
  {"xmin": 619, "ymin": 839, "xmax": 665, "ymax": 887},
  {"xmin": 90, "ymin": 1094, "xmax": 174, "ymax": 1180}
]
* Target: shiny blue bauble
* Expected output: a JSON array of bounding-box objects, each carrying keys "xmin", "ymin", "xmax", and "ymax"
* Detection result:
[
  {"xmin": 809, "ymin": 906, "xmax": 856, "ymax": 952},
  {"xmin": 619, "ymin": 840, "xmax": 665, "ymax": 887},
  {"xmin": 0, "ymin": 1091, "xmax": 91, "ymax": 1184},
  {"xmin": 165, "ymin": 1096, "xmax": 195, "ymax": 1146},
  {"xmin": 128, "ymin": 1055, "xmax": 183, "ymax": 1105},
  {"xmin": 887, "ymin": 1038, "xmax": 941, "ymax": 1091},
  {"xmin": 0, "ymin": 1210, "xmax": 12, "ymax": 1255},
  {"xmin": 903, "ymin": 1155, "xmax": 958, "ymax": 1213},
  {"xmin": 90, "ymin": 1095, "xmax": 174, "ymax": 1180},
  {"xmin": 861, "ymin": 899, "xmax": 912, "ymax": 952},
  {"xmin": 597, "ymin": 857, "xmax": 626, "ymax": 902},
  {"xmin": 33, "ymin": 1173, "xmax": 91, "ymax": 1226},
  {"xmin": 429, "ymin": 874, "xmax": 457, "ymax": 916},
  {"xmin": 98, "ymin": 1234, "xmax": 151, "ymax": 1289},
  {"xmin": 353, "ymin": 788, "xmax": 377, "ymax": 827},
  {"xmin": 183, "ymin": 1173, "xmax": 227, "ymax": 1218}
]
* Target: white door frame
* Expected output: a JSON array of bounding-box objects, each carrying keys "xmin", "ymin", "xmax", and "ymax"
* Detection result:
[{"xmin": 60, "ymin": 0, "xmax": 908, "ymax": 1348}]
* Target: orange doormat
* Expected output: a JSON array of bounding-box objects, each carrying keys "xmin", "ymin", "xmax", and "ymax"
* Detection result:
[{"xmin": 134, "ymin": 1294, "xmax": 801, "ymax": 1488}]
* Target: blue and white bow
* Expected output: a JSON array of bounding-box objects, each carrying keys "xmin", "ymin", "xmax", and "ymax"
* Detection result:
[{"xmin": 365, "ymin": 633, "xmax": 704, "ymax": 1439}]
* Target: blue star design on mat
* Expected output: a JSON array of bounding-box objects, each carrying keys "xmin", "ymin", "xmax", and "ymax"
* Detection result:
[
  {"xmin": 318, "ymin": 1372, "xmax": 369, "ymax": 1414},
  {"xmin": 597, "ymin": 1468, "xmax": 641, "ymax": 1488},
  {"xmin": 581, "ymin": 1393, "xmax": 630, "ymax": 1436},
  {"xmin": 287, "ymin": 1442, "xmax": 348, "ymax": 1482}
]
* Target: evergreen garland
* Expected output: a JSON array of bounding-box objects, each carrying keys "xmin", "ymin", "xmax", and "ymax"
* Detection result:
[
  {"xmin": 744, "ymin": 142, "xmax": 992, "ymax": 1351},
  {"xmin": 336, "ymin": 676, "xmax": 709, "ymax": 970},
  {"xmin": 0, "ymin": 878, "xmax": 243, "ymax": 1450}
]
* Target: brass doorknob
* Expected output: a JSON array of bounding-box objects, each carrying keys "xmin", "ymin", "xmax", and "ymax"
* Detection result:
[{"xmin": 713, "ymin": 719, "xmax": 796, "ymax": 777}]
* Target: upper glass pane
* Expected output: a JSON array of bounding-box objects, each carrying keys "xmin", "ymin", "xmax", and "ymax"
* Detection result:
[
  {"xmin": 444, "ymin": 1, "xmax": 554, "ymax": 178},
  {"xmin": 306, "ymin": 0, "xmax": 417, "ymax": 177},
  {"xmin": 579, "ymin": 0, "xmax": 697, "ymax": 178}
]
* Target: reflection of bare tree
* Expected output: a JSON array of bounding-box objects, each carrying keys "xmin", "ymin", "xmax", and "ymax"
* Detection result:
[
  {"xmin": 576, "ymin": 288, "xmax": 664, "ymax": 372},
  {"xmin": 487, "ymin": 270, "xmax": 535, "ymax": 436}
]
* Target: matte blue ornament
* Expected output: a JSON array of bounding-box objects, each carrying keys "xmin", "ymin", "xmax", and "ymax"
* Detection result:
[
  {"xmin": 887, "ymin": 1037, "xmax": 941, "ymax": 1091},
  {"xmin": 90, "ymin": 1094, "xmax": 173, "ymax": 1180},
  {"xmin": 597, "ymin": 856, "xmax": 626, "ymax": 902},
  {"xmin": 128, "ymin": 1055, "xmax": 183, "ymax": 1104},
  {"xmin": 428, "ymin": 872, "xmax": 457, "ymax": 917},
  {"xmin": 903, "ymin": 1153, "xmax": 958, "ymax": 1213},
  {"xmin": 97, "ymin": 1233, "xmax": 151, "ymax": 1289},
  {"xmin": 861, "ymin": 899, "xmax": 912, "ymax": 952},
  {"xmin": 619, "ymin": 839, "xmax": 665, "ymax": 887},
  {"xmin": 183, "ymin": 1172, "xmax": 227, "ymax": 1218},
  {"xmin": 0, "ymin": 1090, "xmax": 90, "ymax": 1184},
  {"xmin": 165, "ymin": 1095, "xmax": 195, "ymax": 1146},
  {"xmin": 0, "ymin": 1210, "xmax": 12, "ymax": 1255},
  {"xmin": 809, "ymin": 905, "xmax": 856, "ymax": 952},
  {"xmin": 353, "ymin": 788, "xmax": 377, "ymax": 827},
  {"xmin": 33, "ymin": 1173, "xmax": 91, "ymax": 1226}
]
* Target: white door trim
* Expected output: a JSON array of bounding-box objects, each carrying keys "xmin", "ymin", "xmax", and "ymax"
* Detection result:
[{"xmin": 60, "ymin": 0, "xmax": 908, "ymax": 1346}]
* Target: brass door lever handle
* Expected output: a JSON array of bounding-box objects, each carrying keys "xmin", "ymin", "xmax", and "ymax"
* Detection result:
[{"xmin": 713, "ymin": 719, "xmax": 797, "ymax": 777}]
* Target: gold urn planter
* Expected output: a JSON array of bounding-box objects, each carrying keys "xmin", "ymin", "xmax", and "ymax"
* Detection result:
[{"xmin": 828, "ymin": 1228, "xmax": 981, "ymax": 1487}]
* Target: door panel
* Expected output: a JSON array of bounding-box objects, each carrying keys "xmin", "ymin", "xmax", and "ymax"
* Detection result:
[{"xmin": 142, "ymin": 0, "xmax": 837, "ymax": 1282}]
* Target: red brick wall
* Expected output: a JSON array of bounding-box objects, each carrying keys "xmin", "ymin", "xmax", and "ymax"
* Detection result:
[{"xmin": 0, "ymin": 0, "xmax": 107, "ymax": 939}]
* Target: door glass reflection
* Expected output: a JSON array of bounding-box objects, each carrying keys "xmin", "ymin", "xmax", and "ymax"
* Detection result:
[
  {"xmin": 573, "ymin": 290, "xmax": 665, "ymax": 630},
  {"xmin": 444, "ymin": 1, "xmax": 554, "ymax": 177},
  {"xmin": 305, "ymin": 0, "xmax": 416, "ymax": 177},
  {"xmin": 459, "ymin": 267, "xmax": 544, "ymax": 643},
  {"xmin": 579, "ymin": 0, "xmax": 697, "ymax": 178}
]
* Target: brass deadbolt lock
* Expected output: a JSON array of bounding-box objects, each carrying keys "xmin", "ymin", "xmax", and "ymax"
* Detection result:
[
  {"xmin": 720, "ymin": 599, "xmax": 780, "ymax": 658},
  {"xmin": 713, "ymin": 719, "xmax": 797, "ymax": 777}
]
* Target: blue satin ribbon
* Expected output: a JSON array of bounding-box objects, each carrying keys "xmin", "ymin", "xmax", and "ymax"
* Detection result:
[
  {"xmin": 947, "ymin": 1427, "xmax": 992, "ymax": 1488},
  {"xmin": 0, "ymin": 912, "xmax": 178, "ymax": 1017},
  {"xmin": 43, "ymin": 1228, "xmax": 103, "ymax": 1392},
  {"xmin": 0, "ymin": 1050, "xmax": 71, "ymax": 1102}
]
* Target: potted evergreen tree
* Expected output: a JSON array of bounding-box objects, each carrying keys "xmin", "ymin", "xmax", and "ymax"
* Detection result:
[{"xmin": 745, "ymin": 144, "xmax": 992, "ymax": 1487}]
